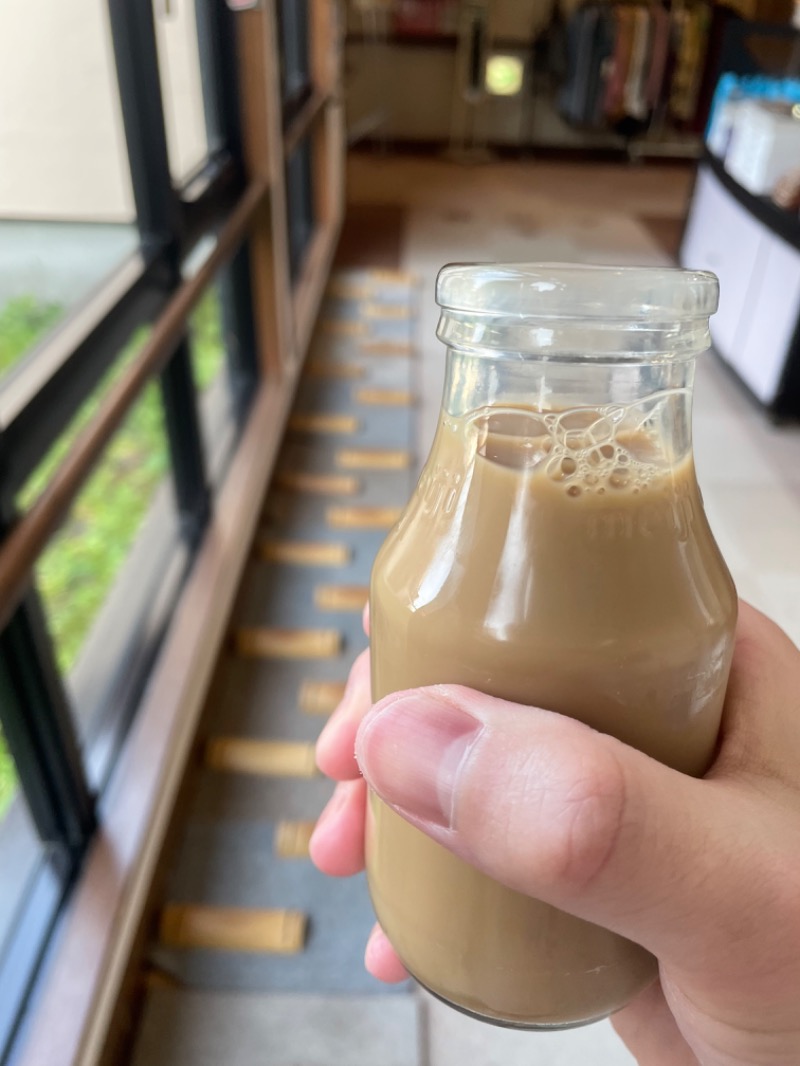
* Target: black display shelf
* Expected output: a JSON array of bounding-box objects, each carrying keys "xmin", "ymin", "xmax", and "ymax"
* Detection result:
[{"xmin": 704, "ymin": 148, "xmax": 800, "ymax": 253}]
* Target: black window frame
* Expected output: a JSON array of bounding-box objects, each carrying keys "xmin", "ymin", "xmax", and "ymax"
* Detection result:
[{"xmin": 0, "ymin": 2, "xmax": 260, "ymax": 1059}]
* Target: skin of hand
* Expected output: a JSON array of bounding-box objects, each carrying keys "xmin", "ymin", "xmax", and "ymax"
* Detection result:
[{"xmin": 309, "ymin": 602, "xmax": 800, "ymax": 1066}]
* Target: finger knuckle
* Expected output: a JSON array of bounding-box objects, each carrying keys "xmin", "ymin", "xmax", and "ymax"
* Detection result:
[{"xmin": 538, "ymin": 746, "xmax": 627, "ymax": 892}]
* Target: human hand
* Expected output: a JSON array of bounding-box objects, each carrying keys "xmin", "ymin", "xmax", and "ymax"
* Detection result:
[{"xmin": 310, "ymin": 602, "xmax": 800, "ymax": 1066}]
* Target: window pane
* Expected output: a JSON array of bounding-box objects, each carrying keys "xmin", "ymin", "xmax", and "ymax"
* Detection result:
[
  {"xmin": 154, "ymin": 0, "xmax": 219, "ymax": 184},
  {"xmin": 0, "ymin": 725, "xmax": 41, "ymax": 965},
  {"xmin": 187, "ymin": 261, "xmax": 257, "ymax": 483},
  {"xmin": 286, "ymin": 137, "xmax": 316, "ymax": 281},
  {"xmin": 35, "ymin": 380, "xmax": 171, "ymax": 675},
  {"xmin": 28, "ymin": 366, "xmax": 184, "ymax": 787},
  {"xmin": 277, "ymin": 0, "xmax": 312, "ymax": 117},
  {"xmin": 190, "ymin": 288, "xmax": 232, "ymax": 479},
  {"xmin": 0, "ymin": 0, "xmax": 138, "ymax": 386},
  {"xmin": 0, "ymin": 728, "xmax": 14, "ymax": 823},
  {"xmin": 17, "ymin": 330, "xmax": 149, "ymax": 513},
  {"xmin": 191, "ymin": 288, "xmax": 227, "ymax": 395}
]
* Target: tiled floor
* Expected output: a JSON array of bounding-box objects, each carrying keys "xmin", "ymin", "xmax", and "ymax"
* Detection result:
[
  {"xmin": 423, "ymin": 991, "xmax": 636, "ymax": 1066},
  {"xmin": 347, "ymin": 153, "xmax": 800, "ymax": 647},
  {"xmin": 130, "ymin": 157, "xmax": 800, "ymax": 1066},
  {"xmin": 340, "ymin": 155, "xmax": 800, "ymax": 1063}
]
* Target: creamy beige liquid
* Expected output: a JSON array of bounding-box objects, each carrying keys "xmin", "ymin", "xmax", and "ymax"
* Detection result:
[{"xmin": 368, "ymin": 405, "xmax": 737, "ymax": 1028}]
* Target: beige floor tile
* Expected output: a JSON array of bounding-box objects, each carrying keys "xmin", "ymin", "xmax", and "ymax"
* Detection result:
[
  {"xmin": 693, "ymin": 414, "xmax": 785, "ymax": 488},
  {"xmin": 422, "ymin": 990, "xmax": 636, "ymax": 1066},
  {"xmin": 748, "ymin": 420, "xmax": 800, "ymax": 487},
  {"xmin": 693, "ymin": 353, "xmax": 754, "ymax": 420},
  {"xmin": 703, "ymin": 486, "xmax": 800, "ymax": 582},
  {"xmin": 753, "ymin": 573, "xmax": 800, "ymax": 647}
]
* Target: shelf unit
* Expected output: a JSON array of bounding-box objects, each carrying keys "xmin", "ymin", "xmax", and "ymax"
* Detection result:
[
  {"xmin": 343, "ymin": 10, "xmax": 705, "ymax": 158},
  {"xmin": 681, "ymin": 151, "xmax": 800, "ymax": 418}
]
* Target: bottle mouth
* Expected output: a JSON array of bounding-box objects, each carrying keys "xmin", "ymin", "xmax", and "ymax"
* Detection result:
[{"xmin": 435, "ymin": 262, "xmax": 720, "ymax": 361}]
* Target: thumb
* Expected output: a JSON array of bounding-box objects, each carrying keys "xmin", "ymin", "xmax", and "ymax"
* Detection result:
[{"xmin": 355, "ymin": 685, "xmax": 775, "ymax": 970}]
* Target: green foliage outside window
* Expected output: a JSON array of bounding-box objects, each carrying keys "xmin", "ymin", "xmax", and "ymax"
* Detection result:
[{"xmin": 0, "ymin": 290, "xmax": 225, "ymax": 817}]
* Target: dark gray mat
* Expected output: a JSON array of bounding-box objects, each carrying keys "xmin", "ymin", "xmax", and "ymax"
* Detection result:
[
  {"xmin": 140, "ymin": 272, "xmax": 418, "ymax": 1052},
  {"xmin": 153, "ymin": 821, "xmax": 412, "ymax": 996}
]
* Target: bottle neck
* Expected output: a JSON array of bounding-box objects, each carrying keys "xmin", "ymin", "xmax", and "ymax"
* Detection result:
[{"xmin": 440, "ymin": 348, "xmax": 696, "ymax": 465}]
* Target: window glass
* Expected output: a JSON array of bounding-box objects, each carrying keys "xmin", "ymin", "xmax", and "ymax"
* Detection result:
[
  {"xmin": 33, "ymin": 381, "xmax": 172, "ymax": 677},
  {"xmin": 153, "ymin": 0, "xmax": 220, "ymax": 183},
  {"xmin": 277, "ymin": 0, "xmax": 312, "ymax": 118},
  {"xmin": 21, "ymin": 352, "xmax": 182, "ymax": 787},
  {"xmin": 190, "ymin": 287, "xmax": 236, "ymax": 481},
  {"xmin": 0, "ymin": 0, "xmax": 138, "ymax": 386},
  {"xmin": 0, "ymin": 725, "xmax": 41, "ymax": 968},
  {"xmin": 286, "ymin": 137, "xmax": 316, "ymax": 281}
]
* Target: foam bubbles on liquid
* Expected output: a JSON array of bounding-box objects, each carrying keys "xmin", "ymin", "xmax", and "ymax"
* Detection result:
[
  {"xmin": 536, "ymin": 405, "xmax": 669, "ymax": 498},
  {"xmin": 473, "ymin": 395, "xmax": 680, "ymax": 496}
]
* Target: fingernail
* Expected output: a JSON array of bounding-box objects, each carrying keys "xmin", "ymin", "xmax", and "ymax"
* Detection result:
[{"xmin": 356, "ymin": 693, "xmax": 482, "ymax": 829}]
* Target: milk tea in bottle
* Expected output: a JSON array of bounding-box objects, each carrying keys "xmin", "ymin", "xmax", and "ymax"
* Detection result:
[{"xmin": 367, "ymin": 264, "xmax": 737, "ymax": 1028}]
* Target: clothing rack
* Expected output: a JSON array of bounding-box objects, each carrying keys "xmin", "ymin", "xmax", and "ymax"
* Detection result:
[{"xmin": 557, "ymin": 0, "xmax": 726, "ymax": 156}]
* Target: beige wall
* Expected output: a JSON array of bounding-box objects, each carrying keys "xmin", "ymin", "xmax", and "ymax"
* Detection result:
[{"xmin": 0, "ymin": 0, "xmax": 208, "ymax": 223}]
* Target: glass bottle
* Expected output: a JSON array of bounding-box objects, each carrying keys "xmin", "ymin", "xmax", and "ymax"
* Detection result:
[{"xmin": 367, "ymin": 263, "xmax": 738, "ymax": 1029}]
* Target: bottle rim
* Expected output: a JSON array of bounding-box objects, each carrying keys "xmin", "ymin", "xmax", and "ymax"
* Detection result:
[{"xmin": 435, "ymin": 262, "xmax": 719, "ymax": 361}]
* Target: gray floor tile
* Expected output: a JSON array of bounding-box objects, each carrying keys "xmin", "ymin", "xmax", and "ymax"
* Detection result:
[{"xmin": 131, "ymin": 989, "xmax": 420, "ymax": 1066}]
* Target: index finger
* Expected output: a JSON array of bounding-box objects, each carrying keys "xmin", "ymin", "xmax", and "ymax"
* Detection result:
[{"xmin": 316, "ymin": 647, "xmax": 372, "ymax": 781}]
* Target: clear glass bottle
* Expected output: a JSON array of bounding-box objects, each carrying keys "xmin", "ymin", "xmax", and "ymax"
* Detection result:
[{"xmin": 367, "ymin": 263, "xmax": 738, "ymax": 1029}]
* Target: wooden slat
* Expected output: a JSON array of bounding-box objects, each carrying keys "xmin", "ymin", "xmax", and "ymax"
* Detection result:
[
  {"xmin": 322, "ymin": 318, "xmax": 367, "ymax": 337},
  {"xmin": 159, "ymin": 905, "xmax": 306, "ymax": 954},
  {"xmin": 326, "ymin": 280, "xmax": 374, "ymax": 300},
  {"xmin": 299, "ymin": 679, "xmax": 347, "ymax": 715},
  {"xmin": 310, "ymin": 0, "xmax": 339, "ymax": 96},
  {"xmin": 359, "ymin": 340, "xmax": 413, "ymax": 356},
  {"xmin": 234, "ymin": 627, "xmax": 342, "ymax": 659},
  {"xmin": 275, "ymin": 471, "xmax": 360, "ymax": 496},
  {"xmin": 314, "ymin": 584, "xmax": 369, "ymax": 612},
  {"xmin": 141, "ymin": 967, "xmax": 183, "ymax": 991},
  {"xmin": 327, "ymin": 506, "xmax": 402, "ymax": 530},
  {"xmin": 362, "ymin": 302, "xmax": 410, "ymax": 320},
  {"xmin": 238, "ymin": 6, "xmax": 292, "ymax": 374},
  {"xmin": 293, "ymin": 223, "xmax": 342, "ymax": 360},
  {"xmin": 355, "ymin": 388, "xmax": 413, "ymax": 407},
  {"xmin": 283, "ymin": 89, "xmax": 327, "ymax": 157},
  {"xmin": 274, "ymin": 819, "xmax": 316, "ymax": 858},
  {"xmin": 305, "ymin": 359, "xmax": 365, "ymax": 380},
  {"xmin": 206, "ymin": 737, "xmax": 318, "ymax": 778},
  {"xmin": 288, "ymin": 412, "xmax": 359, "ymax": 435},
  {"xmin": 336, "ymin": 448, "xmax": 411, "ymax": 470},
  {"xmin": 366, "ymin": 268, "xmax": 415, "ymax": 284},
  {"xmin": 258, "ymin": 539, "xmax": 350, "ymax": 566}
]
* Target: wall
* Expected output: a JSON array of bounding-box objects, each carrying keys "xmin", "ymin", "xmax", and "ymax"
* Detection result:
[{"xmin": 0, "ymin": 0, "xmax": 207, "ymax": 222}]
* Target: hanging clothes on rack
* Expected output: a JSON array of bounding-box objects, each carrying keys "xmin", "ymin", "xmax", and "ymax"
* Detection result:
[
  {"xmin": 557, "ymin": 0, "xmax": 713, "ymax": 140},
  {"xmin": 558, "ymin": 3, "xmax": 616, "ymax": 125}
]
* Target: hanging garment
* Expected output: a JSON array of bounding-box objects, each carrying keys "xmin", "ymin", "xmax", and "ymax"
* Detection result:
[
  {"xmin": 645, "ymin": 5, "xmax": 670, "ymax": 114},
  {"xmin": 670, "ymin": 3, "xmax": 711, "ymax": 125},
  {"xmin": 604, "ymin": 6, "xmax": 636, "ymax": 124},
  {"xmin": 588, "ymin": 6, "xmax": 617, "ymax": 125},
  {"xmin": 559, "ymin": 4, "xmax": 600, "ymax": 124},
  {"xmin": 623, "ymin": 6, "xmax": 653, "ymax": 122}
]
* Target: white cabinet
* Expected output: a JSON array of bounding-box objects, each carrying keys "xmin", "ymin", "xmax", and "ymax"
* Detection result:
[{"xmin": 680, "ymin": 160, "xmax": 800, "ymax": 412}]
